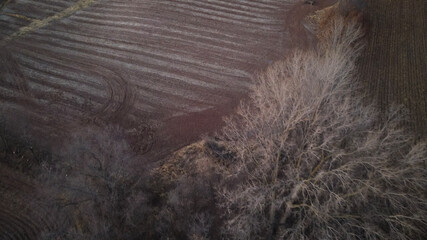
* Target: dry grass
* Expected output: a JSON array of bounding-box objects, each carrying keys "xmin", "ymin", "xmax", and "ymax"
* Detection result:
[{"xmin": 1, "ymin": 0, "xmax": 98, "ymax": 44}]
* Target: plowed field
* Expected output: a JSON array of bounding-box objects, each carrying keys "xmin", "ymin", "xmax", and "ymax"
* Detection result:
[
  {"xmin": 1, "ymin": 0, "xmax": 301, "ymax": 151},
  {"xmin": 358, "ymin": 0, "xmax": 427, "ymax": 139}
]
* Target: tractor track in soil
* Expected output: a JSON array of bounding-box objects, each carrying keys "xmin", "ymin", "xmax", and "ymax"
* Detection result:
[{"xmin": 0, "ymin": 164, "xmax": 58, "ymax": 240}]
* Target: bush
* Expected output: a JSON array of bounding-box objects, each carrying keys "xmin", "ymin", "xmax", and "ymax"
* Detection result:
[{"xmin": 215, "ymin": 15, "xmax": 427, "ymax": 240}]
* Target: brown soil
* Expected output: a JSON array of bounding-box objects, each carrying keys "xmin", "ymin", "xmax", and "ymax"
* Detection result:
[
  {"xmin": 0, "ymin": 0, "xmax": 337, "ymax": 159},
  {"xmin": 358, "ymin": 0, "xmax": 427, "ymax": 139}
]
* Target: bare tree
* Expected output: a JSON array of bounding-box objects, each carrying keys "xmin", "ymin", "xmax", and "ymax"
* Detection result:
[
  {"xmin": 38, "ymin": 125, "xmax": 148, "ymax": 239},
  {"xmin": 216, "ymin": 15, "xmax": 427, "ymax": 240}
]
